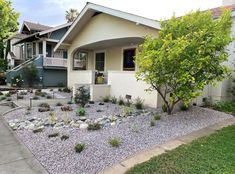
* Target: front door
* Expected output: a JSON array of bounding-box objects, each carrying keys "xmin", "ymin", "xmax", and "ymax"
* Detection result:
[{"xmin": 95, "ymin": 52, "xmax": 105, "ymax": 71}]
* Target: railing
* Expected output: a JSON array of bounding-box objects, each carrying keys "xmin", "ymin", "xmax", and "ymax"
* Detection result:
[{"xmin": 43, "ymin": 57, "xmax": 67, "ymax": 67}]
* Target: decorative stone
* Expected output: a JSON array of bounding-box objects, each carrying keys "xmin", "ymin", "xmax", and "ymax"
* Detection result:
[
  {"xmin": 79, "ymin": 117, "xmax": 87, "ymax": 122},
  {"xmin": 110, "ymin": 122, "xmax": 116, "ymax": 126},
  {"xmin": 79, "ymin": 123, "xmax": 88, "ymax": 129}
]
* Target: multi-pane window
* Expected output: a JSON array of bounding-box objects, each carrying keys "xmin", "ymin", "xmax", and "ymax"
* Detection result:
[
  {"xmin": 73, "ymin": 51, "xmax": 87, "ymax": 70},
  {"xmin": 95, "ymin": 52, "xmax": 105, "ymax": 71},
  {"xmin": 123, "ymin": 48, "xmax": 135, "ymax": 71}
]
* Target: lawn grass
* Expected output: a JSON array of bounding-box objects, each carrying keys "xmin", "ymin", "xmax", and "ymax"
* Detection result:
[{"xmin": 126, "ymin": 125, "xmax": 235, "ymax": 174}]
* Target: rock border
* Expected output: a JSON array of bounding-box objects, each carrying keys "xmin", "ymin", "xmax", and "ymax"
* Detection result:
[{"xmin": 98, "ymin": 118, "xmax": 235, "ymax": 174}]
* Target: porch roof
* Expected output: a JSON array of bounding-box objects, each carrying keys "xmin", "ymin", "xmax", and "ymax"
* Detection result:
[{"xmin": 54, "ymin": 2, "xmax": 160, "ymax": 51}]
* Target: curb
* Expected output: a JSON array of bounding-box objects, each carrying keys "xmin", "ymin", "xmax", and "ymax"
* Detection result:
[{"xmin": 98, "ymin": 118, "xmax": 235, "ymax": 174}]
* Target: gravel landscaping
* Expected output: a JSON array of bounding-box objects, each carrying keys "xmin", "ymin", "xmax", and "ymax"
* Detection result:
[{"xmin": 3, "ymin": 103, "xmax": 233, "ymax": 174}]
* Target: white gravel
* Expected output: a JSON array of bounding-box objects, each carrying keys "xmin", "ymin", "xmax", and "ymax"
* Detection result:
[{"xmin": 3, "ymin": 104, "xmax": 233, "ymax": 174}]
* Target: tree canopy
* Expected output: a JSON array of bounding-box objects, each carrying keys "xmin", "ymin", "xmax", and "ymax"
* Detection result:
[
  {"xmin": 65, "ymin": 9, "xmax": 79, "ymax": 23},
  {"xmin": 136, "ymin": 9, "xmax": 234, "ymax": 114}
]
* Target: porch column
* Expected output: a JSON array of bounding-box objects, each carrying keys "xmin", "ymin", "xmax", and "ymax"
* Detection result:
[
  {"xmin": 24, "ymin": 43, "xmax": 27, "ymax": 61},
  {"xmin": 36, "ymin": 42, "xmax": 39, "ymax": 56},
  {"xmin": 43, "ymin": 40, "xmax": 47, "ymax": 58}
]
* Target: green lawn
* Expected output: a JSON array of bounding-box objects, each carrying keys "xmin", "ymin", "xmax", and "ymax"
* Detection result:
[{"xmin": 126, "ymin": 125, "xmax": 235, "ymax": 174}]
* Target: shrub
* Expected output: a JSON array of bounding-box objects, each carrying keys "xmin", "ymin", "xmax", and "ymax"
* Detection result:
[
  {"xmin": 6, "ymin": 98, "xmax": 12, "ymax": 101},
  {"xmin": 213, "ymin": 101, "xmax": 235, "ymax": 114},
  {"xmin": 0, "ymin": 96, "xmax": 6, "ymax": 100},
  {"xmin": 67, "ymin": 101, "xmax": 73, "ymax": 105},
  {"xmin": 48, "ymin": 112, "xmax": 57, "ymax": 124},
  {"xmin": 74, "ymin": 143, "xmax": 85, "ymax": 153},
  {"xmin": 38, "ymin": 107, "xmax": 50, "ymax": 112},
  {"xmin": 58, "ymin": 88, "xmax": 62, "ymax": 92},
  {"xmin": 74, "ymin": 86, "xmax": 90, "ymax": 107},
  {"xmin": 76, "ymin": 107, "xmax": 86, "ymax": 116},
  {"xmin": 56, "ymin": 102, "xmax": 63, "ymax": 106},
  {"xmin": 61, "ymin": 105, "xmax": 73, "ymax": 111},
  {"xmin": 57, "ymin": 82, "xmax": 65, "ymax": 87},
  {"xmin": 96, "ymin": 109, "xmax": 103, "ymax": 112},
  {"xmin": 48, "ymin": 133, "xmax": 59, "ymax": 138},
  {"xmin": 33, "ymin": 96, "xmax": 39, "ymax": 100},
  {"xmin": 63, "ymin": 87, "xmax": 71, "ymax": 93},
  {"xmin": 22, "ymin": 64, "xmax": 38, "ymax": 87},
  {"xmin": 154, "ymin": 114, "xmax": 161, "ymax": 120},
  {"xmin": 108, "ymin": 138, "xmax": 121, "ymax": 147},
  {"xmin": 122, "ymin": 106, "xmax": 133, "ymax": 117},
  {"xmin": 17, "ymin": 95, "xmax": 24, "ymax": 100},
  {"xmin": 38, "ymin": 102, "xmax": 50, "ymax": 108},
  {"xmin": 87, "ymin": 122, "xmax": 101, "ymax": 131},
  {"xmin": 162, "ymin": 104, "xmax": 167, "ymax": 112},
  {"xmin": 5, "ymin": 92, "xmax": 11, "ymax": 97},
  {"xmin": 103, "ymin": 96, "xmax": 110, "ymax": 103},
  {"xmin": 61, "ymin": 135, "xmax": 69, "ymax": 141},
  {"xmin": 125, "ymin": 100, "xmax": 132, "ymax": 107},
  {"xmin": 134, "ymin": 97, "xmax": 144, "ymax": 109},
  {"xmin": 50, "ymin": 89, "xmax": 53, "ymax": 91},
  {"xmin": 111, "ymin": 96, "xmax": 117, "ymax": 104},
  {"xmin": 19, "ymin": 91, "xmax": 27, "ymax": 95},
  {"xmin": 11, "ymin": 75, "xmax": 23, "ymax": 87},
  {"xmin": 89, "ymin": 101, "xmax": 95, "ymax": 104},
  {"xmin": 46, "ymin": 95, "xmax": 52, "ymax": 99},
  {"xmin": 180, "ymin": 103, "xmax": 189, "ymax": 111},
  {"xmin": 150, "ymin": 120, "xmax": 156, "ymax": 127},
  {"xmin": 0, "ymin": 91, "xmax": 3, "ymax": 95},
  {"xmin": 118, "ymin": 97, "xmax": 125, "ymax": 105}
]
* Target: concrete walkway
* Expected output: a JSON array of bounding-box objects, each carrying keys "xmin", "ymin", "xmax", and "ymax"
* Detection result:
[
  {"xmin": 99, "ymin": 117, "xmax": 235, "ymax": 174},
  {"xmin": 0, "ymin": 105, "xmax": 48, "ymax": 174}
]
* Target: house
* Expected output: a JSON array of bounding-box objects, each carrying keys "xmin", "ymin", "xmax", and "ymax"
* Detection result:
[
  {"xmin": 55, "ymin": 2, "xmax": 235, "ymax": 108},
  {"xmin": 6, "ymin": 21, "xmax": 72, "ymax": 87}
]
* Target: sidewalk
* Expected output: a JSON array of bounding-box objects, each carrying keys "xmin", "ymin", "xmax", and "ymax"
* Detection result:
[{"xmin": 0, "ymin": 105, "xmax": 48, "ymax": 174}]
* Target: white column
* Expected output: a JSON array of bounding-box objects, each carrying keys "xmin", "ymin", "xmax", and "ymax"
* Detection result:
[
  {"xmin": 24, "ymin": 43, "xmax": 27, "ymax": 61},
  {"xmin": 43, "ymin": 40, "xmax": 47, "ymax": 58},
  {"xmin": 36, "ymin": 42, "xmax": 39, "ymax": 56}
]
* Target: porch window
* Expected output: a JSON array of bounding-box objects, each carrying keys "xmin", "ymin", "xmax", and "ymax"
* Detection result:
[
  {"xmin": 123, "ymin": 48, "xmax": 135, "ymax": 71},
  {"xmin": 73, "ymin": 51, "xmax": 87, "ymax": 70},
  {"xmin": 95, "ymin": 52, "xmax": 105, "ymax": 71}
]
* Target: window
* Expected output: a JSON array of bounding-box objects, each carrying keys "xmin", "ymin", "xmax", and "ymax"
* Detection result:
[
  {"xmin": 73, "ymin": 51, "xmax": 88, "ymax": 70},
  {"xmin": 95, "ymin": 52, "xmax": 105, "ymax": 71},
  {"xmin": 123, "ymin": 48, "xmax": 136, "ymax": 71}
]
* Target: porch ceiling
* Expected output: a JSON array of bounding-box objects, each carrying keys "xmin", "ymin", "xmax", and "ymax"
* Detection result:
[{"xmin": 79, "ymin": 37, "xmax": 144, "ymax": 50}]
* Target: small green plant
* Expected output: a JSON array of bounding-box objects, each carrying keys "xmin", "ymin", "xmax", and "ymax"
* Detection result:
[
  {"xmin": 103, "ymin": 96, "xmax": 110, "ymax": 102},
  {"xmin": 48, "ymin": 133, "xmax": 59, "ymax": 138},
  {"xmin": 5, "ymin": 92, "xmax": 11, "ymax": 97},
  {"xmin": 87, "ymin": 122, "xmax": 101, "ymax": 131},
  {"xmin": 0, "ymin": 91, "xmax": 3, "ymax": 95},
  {"xmin": 6, "ymin": 98, "xmax": 12, "ymax": 101},
  {"xmin": 0, "ymin": 96, "xmax": 6, "ymax": 101},
  {"xmin": 76, "ymin": 107, "xmax": 86, "ymax": 116},
  {"xmin": 33, "ymin": 96, "xmax": 39, "ymax": 100},
  {"xmin": 111, "ymin": 96, "xmax": 117, "ymax": 104},
  {"xmin": 108, "ymin": 138, "xmax": 121, "ymax": 147},
  {"xmin": 58, "ymin": 88, "xmax": 62, "ymax": 92},
  {"xmin": 33, "ymin": 128, "xmax": 43, "ymax": 133},
  {"xmin": 63, "ymin": 87, "xmax": 71, "ymax": 93},
  {"xmin": 122, "ymin": 106, "xmax": 133, "ymax": 117},
  {"xmin": 134, "ymin": 97, "xmax": 144, "ymax": 109},
  {"xmin": 48, "ymin": 112, "xmax": 58, "ymax": 124},
  {"xmin": 19, "ymin": 91, "xmax": 27, "ymax": 95},
  {"xmin": 74, "ymin": 143, "xmax": 85, "ymax": 153},
  {"xmin": 96, "ymin": 109, "xmax": 103, "ymax": 112},
  {"xmin": 50, "ymin": 89, "xmax": 53, "ymax": 91},
  {"xmin": 61, "ymin": 105, "xmax": 73, "ymax": 111},
  {"xmin": 162, "ymin": 104, "xmax": 167, "ymax": 112},
  {"xmin": 118, "ymin": 97, "xmax": 125, "ymax": 105},
  {"xmin": 17, "ymin": 95, "xmax": 24, "ymax": 100},
  {"xmin": 46, "ymin": 95, "xmax": 52, "ymax": 99},
  {"xmin": 150, "ymin": 120, "xmax": 156, "ymax": 127},
  {"xmin": 56, "ymin": 102, "xmax": 63, "ymax": 106},
  {"xmin": 38, "ymin": 102, "xmax": 50, "ymax": 108},
  {"xmin": 61, "ymin": 135, "xmax": 69, "ymax": 141},
  {"xmin": 180, "ymin": 104, "xmax": 189, "ymax": 111},
  {"xmin": 67, "ymin": 101, "xmax": 73, "ymax": 104},
  {"xmin": 154, "ymin": 114, "xmax": 161, "ymax": 120}
]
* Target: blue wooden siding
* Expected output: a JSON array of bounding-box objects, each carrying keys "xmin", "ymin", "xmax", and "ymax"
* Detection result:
[{"xmin": 49, "ymin": 28, "xmax": 68, "ymax": 40}]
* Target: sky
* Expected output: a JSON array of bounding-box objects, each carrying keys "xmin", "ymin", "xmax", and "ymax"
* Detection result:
[{"xmin": 11, "ymin": 0, "xmax": 223, "ymax": 27}]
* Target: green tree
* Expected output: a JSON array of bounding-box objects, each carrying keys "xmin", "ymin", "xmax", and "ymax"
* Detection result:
[
  {"xmin": 0, "ymin": 0, "xmax": 19, "ymax": 69},
  {"xmin": 65, "ymin": 9, "xmax": 79, "ymax": 23},
  {"xmin": 22, "ymin": 64, "xmax": 38, "ymax": 87},
  {"xmin": 136, "ymin": 9, "xmax": 233, "ymax": 115}
]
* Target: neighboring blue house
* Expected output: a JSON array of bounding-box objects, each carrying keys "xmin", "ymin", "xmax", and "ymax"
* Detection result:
[{"xmin": 6, "ymin": 21, "xmax": 72, "ymax": 87}]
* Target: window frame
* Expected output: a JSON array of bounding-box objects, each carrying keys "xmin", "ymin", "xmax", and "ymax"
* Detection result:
[
  {"xmin": 122, "ymin": 47, "xmax": 136, "ymax": 71},
  {"xmin": 94, "ymin": 50, "xmax": 106, "ymax": 72},
  {"xmin": 73, "ymin": 50, "xmax": 88, "ymax": 70}
]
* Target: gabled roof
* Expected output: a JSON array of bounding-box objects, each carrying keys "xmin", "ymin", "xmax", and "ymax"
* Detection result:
[
  {"xmin": 20, "ymin": 21, "xmax": 52, "ymax": 33},
  {"xmin": 39, "ymin": 22, "xmax": 72, "ymax": 36},
  {"xmin": 54, "ymin": 2, "xmax": 161, "ymax": 51}
]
